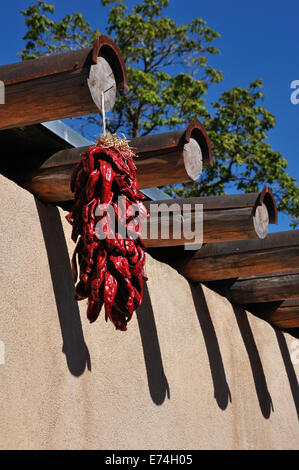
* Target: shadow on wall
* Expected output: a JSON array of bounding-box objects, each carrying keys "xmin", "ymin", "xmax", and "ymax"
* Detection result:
[
  {"xmin": 137, "ymin": 282, "xmax": 170, "ymax": 405},
  {"xmin": 35, "ymin": 198, "xmax": 169, "ymax": 401},
  {"xmin": 275, "ymin": 330, "xmax": 299, "ymax": 420},
  {"xmin": 35, "ymin": 198, "xmax": 91, "ymax": 377},
  {"xmin": 191, "ymin": 283, "xmax": 275, "ymax": 418},
  {"xmin": 233, "ymin": 305, "xmax": 274, "ymax": 419},
  {"xmin": 190, "ymin": 283, "xmax": 232, "ymax": 410}
]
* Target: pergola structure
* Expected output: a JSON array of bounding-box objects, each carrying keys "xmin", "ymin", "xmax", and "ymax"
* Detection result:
[{"xmin": 0, "ymin": 34, "xmax": 298, "ymax": 331}]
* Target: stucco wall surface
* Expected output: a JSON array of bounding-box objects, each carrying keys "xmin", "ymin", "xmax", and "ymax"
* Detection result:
[{"xmin": 0, "ymin": 174, "xmax": 298, "ymax": 450}]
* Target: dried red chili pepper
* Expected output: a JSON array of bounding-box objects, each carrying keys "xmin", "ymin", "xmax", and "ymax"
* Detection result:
[
  {"xmin": 66, "ymin": 139, "xmax": 148, "ymax": 331},
  {"xmin": 99, "ymin": 160, "xmax": 114, "ymax": 206},
  {"xmin": 110, "ymin": 255, "xmax": 131, "ymax": 278},
  {"xmin": 86, "ymin": 169, "xmax": 100, "ymax": 200}
]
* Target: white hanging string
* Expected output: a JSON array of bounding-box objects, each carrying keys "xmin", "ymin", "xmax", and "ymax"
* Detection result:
[{"xmin": 101, "ymin": 91, "xmax": 106, "ymax": 136}]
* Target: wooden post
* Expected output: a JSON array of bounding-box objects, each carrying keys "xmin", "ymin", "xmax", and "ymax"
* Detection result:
[
  {"xmin": 13, "ymin": 120, "xmax": 212, "ymax": 203},
  {"xmin": 177, "ymin": 230, "xmax": 299, "ymax": 281},
  {"xmin": 142, "ymin": 187, "xmax": 277, "ymax": 248},
  {"xmin": 0, "ymin": 35, "xmax": 127, "ymax": 130}
]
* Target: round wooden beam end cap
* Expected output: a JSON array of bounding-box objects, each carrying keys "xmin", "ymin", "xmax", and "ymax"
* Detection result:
[{"xmin": 183, "ymin": 138, "xmax": 203, "ymax": 181}]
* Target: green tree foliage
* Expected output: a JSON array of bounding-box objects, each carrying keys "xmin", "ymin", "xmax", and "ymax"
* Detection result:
[
  {"xmin": 170, "ymin": 79, "xmax": 299, "ymax": 226},
  {"xmin": 101, "ymin": 0, "xmax": 223, "ymax": 137},
  {"xmin": 19, "ymin": 0, "xmax": 222, "ymax": 137},
  {"xmin": 19, "ymin": 1, "xmax": 100, "ymax": 59},
  {"xmin": 19, "ymin": 0, "xmax": 299, "ymax": 227}
]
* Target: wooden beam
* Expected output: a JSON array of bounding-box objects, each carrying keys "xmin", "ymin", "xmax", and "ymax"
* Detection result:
[
  {"xmin": 130, "ymin": 120, "xmax": 212, "ymax": 187},
  {"xmin": 0, "ymin": 35, "xmax": 127, "ymax": 130},
  {"xmin": 245, "ymin": 299, "xmax": 299, "ymax": 328},
  {"xmin": 142, "ymin": 187, "xmax": 277, "ymax": 247},
  {"xmin": 221, "ymin": 270, "xmax": 299, "ymax": 304},
  {"xmin": 178, "ymin": 230, "xmax": 299, "ymax": 281},
  {"xmin": 14, "ymin": 120, "xmax": 212, "ymax": 202}
]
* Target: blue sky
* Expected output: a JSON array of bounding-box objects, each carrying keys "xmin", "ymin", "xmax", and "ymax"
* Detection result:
[{"xmin": 1, "ymin": 0, "xmax": 298, "ymax": 231}]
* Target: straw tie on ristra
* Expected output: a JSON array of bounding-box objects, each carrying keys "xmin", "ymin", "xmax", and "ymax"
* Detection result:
[{"xmin": 66, "ymin": 132, "xmax": 148, "ymax": 331}]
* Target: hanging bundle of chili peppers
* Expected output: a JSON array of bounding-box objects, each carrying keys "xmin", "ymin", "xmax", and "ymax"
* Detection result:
[{"xmin": 66, "ymin": 134, "xmax": 148, "ymax": 331}]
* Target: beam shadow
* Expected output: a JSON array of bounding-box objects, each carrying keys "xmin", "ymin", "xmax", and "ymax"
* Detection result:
[
  {"xmin": 233, "ymin": 305, "xmax": 273, "ymax": 418},
  {"xmin": 190, "ymin": 283, "xmax": 232, "ymax": 410},
  {"xmin": 35, "ymin": 198, "xmax": 91, "ymax": 376},
  {"xmin": 275, "ymin": 329, "xmax": 299, "ymax": 420},
  {"xmin": 136, "ymin": 282, "xmax": 170, "ymax": 405}
]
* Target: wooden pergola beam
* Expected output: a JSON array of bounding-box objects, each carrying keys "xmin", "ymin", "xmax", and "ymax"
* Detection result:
[
  {"xmin": 0, "ymin": 35, "xmax": 127, "ymax": 130},
  {"xmin": 178, "ymin": 230, "xmax": 299, "ymax": 282},
  {"xmin": 142, "ymin": 187, "xmax": 277, "ymax": 247},
  {"xmin": 219, "ymin": 270, "xmax": 299, "ymax": 305},
  {"xmin": 14, "ymin": 120, "xmax": 212, "ymax": 203},
  {"xmin": 244, "ymin": 299, "xmax": 299, "ymax": 329}
]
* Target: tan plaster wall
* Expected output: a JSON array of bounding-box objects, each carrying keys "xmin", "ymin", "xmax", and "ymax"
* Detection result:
[{"xmin": 0, "ymin": 174, "xmax": 298, "ymax": 450}]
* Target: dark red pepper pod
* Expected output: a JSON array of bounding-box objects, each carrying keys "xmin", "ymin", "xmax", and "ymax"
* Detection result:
[
  {"xmin": 66, "ymin": 140, "xmax": 148, "ymax": 331},
  {"xmin": 87, "ymin": 297, "xmax": 103, "ymax": 323}
]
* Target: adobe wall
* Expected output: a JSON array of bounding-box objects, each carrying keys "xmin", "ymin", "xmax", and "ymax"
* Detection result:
[{"xmin": 0, "ymin": 174, "xmax": 298, "ymax": 450}]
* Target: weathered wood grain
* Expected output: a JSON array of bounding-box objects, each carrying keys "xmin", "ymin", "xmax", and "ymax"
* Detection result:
[
  {"xmin": 179, "ymin": 230, "xmax": 299, "ymax": 281},
  {"xmin": 227, "ymin": 271, "xmax": 299, "ymax": 304},
  {"xmin": 141, "ymin": 189, "xmax": 276, "ymax": 247},
  {"xmin": 0, "ymin": 35, "xmax": 127, "ymax": 130},
  {"xmin": 245, "ymin": 299, "xmax": 299, "ymax": 328},
  {"xmin": 14, "ymin": 121, "xmax": 212, "ymax": 202}
]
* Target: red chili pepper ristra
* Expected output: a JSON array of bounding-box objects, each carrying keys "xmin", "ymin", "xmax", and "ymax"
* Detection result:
[{"xmin": 66, "ymin": 139, "xmax": 148, "ymax": 331}]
